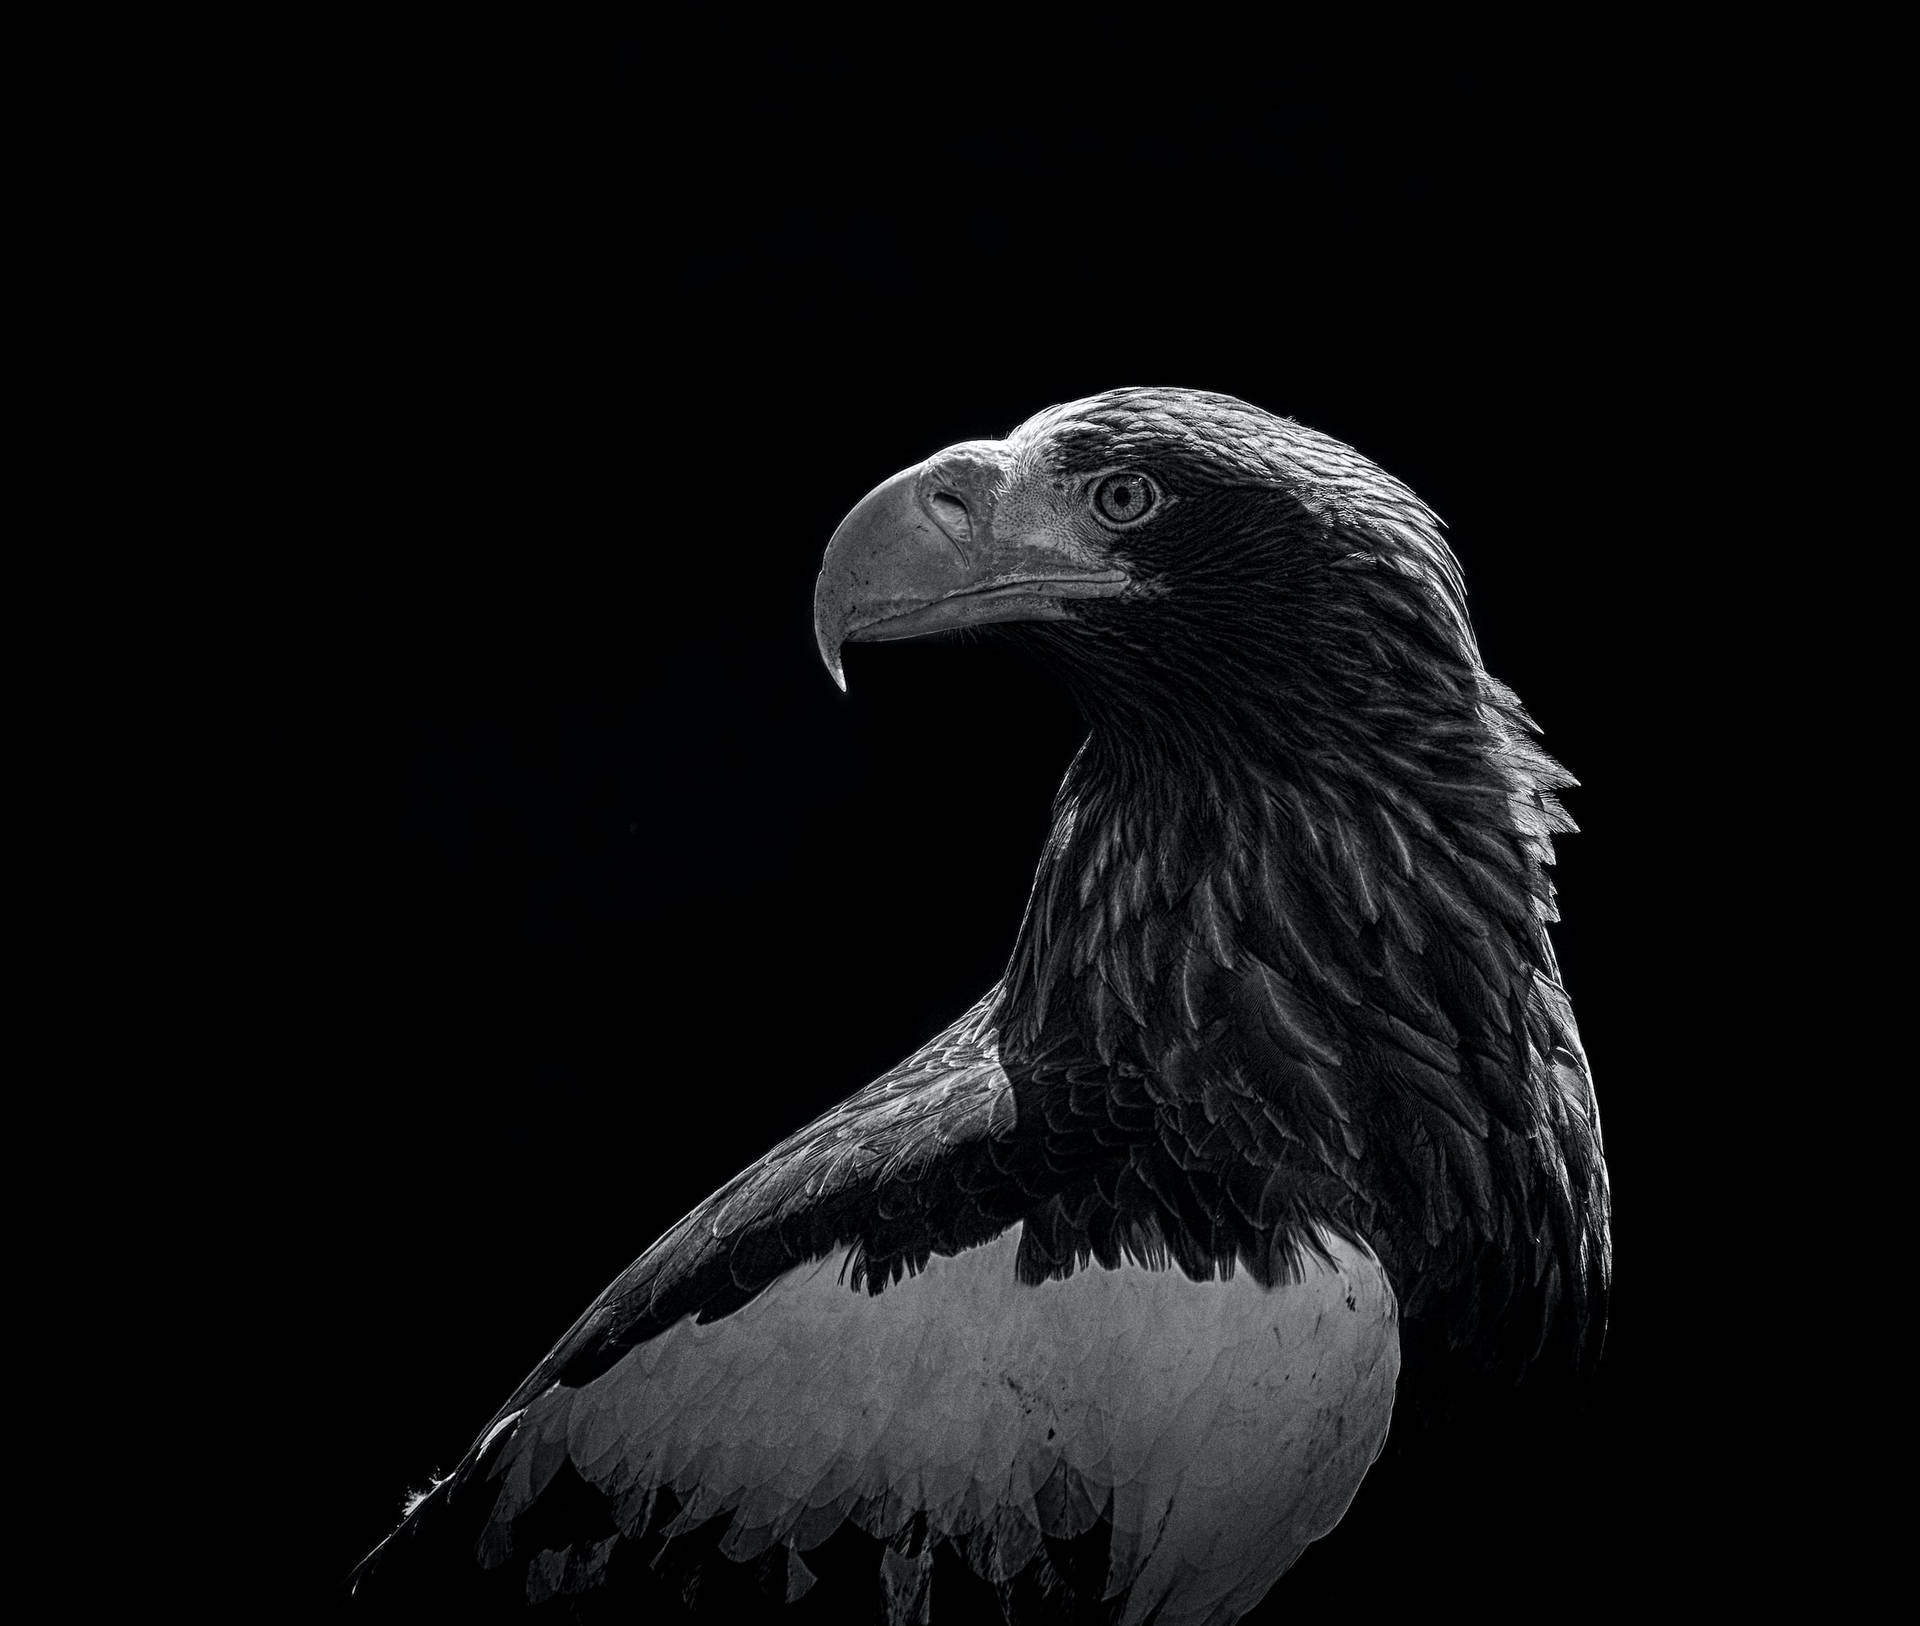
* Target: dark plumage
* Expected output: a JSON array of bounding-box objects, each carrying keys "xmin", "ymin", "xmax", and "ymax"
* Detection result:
[{"xmin": 351, "ymin": 388, "xmax": 1608, "ymax": 1622}]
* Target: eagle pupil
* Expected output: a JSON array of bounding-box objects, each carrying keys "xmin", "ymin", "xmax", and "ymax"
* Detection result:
[{"xmin": 1095, "ymin": 473, "xmax": 1150, "ymax": 523}]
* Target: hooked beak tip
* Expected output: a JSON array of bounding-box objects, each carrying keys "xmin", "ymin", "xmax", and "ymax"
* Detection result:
[{"xmin": 815, "ymin": 609, "xmax": 849, "ymax": 691}]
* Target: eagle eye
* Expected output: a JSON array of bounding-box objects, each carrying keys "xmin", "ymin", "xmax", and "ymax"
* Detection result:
[{"xmin": 1090, "ymin": 472, "xmax": 1160, "ymax": 528}]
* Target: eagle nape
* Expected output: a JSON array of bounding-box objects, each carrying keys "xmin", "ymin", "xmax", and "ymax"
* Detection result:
[{"xmin": 352, "ymin": 387, "xmax": 1609, "ymax": 1625}]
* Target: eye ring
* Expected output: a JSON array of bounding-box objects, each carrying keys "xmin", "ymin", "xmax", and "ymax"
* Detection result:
[{"xmin": 1090, "ymin": 471, "xmax": 1160, "ymax": 528}]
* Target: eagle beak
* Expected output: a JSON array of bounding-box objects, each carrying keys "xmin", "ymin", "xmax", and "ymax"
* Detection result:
[{"xmin": 813, "ymin": 440, "xmax": 1129, "ymax": 690}]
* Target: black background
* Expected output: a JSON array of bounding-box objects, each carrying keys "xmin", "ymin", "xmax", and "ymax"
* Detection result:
[{"xmin": 285, "ymin": 33, "xmax": 1774, "ymax": 1620}]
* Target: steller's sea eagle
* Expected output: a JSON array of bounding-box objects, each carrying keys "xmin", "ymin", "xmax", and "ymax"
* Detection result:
[{"xmin": 350, "ymin": 386, "xmax": 1610, "ymax": 1623}]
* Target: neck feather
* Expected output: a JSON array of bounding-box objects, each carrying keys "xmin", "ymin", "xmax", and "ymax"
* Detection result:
[{"xmin": 993, "ymin": 601, "xmax": 1597, "ymax": 1375}]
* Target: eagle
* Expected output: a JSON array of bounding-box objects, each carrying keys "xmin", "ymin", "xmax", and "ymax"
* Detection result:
[{"xmin": 350, "ymin": 387, "xmax": 1610, "ymax": 1623}]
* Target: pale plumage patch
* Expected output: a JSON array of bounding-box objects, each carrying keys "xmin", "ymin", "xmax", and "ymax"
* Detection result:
[{"xmin": 479, "ymin": 1226, "xmax": 1398, "ymax": 1625}]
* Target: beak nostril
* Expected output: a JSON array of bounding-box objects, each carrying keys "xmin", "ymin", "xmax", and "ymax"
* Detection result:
[{"xmin": 925, "ymin": 490, "xmax": 972, "ymax": 547}]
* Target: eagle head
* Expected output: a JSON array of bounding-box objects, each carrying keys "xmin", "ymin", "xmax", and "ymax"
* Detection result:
[{"xmin": 814, "ymin": 387, "xmax": 1480, "ymax": 755}]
